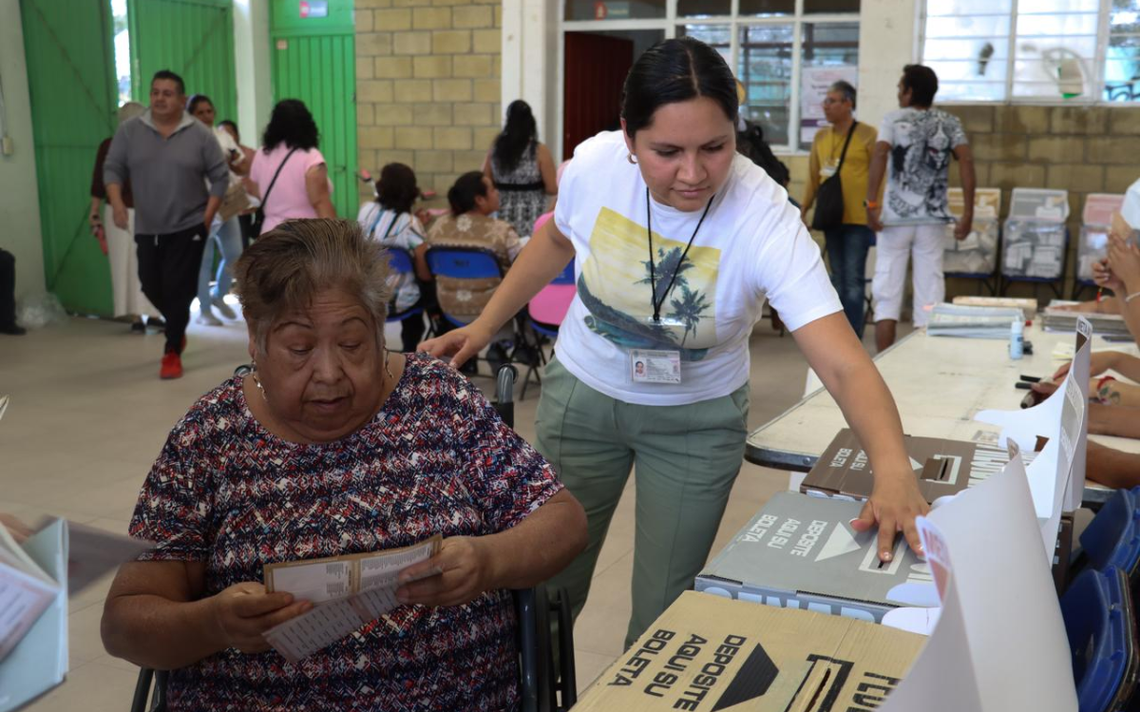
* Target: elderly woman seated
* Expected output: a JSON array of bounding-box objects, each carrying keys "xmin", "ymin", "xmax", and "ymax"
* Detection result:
[{"xmin": 100, "ymin": 219, "xmax": 588, "ymax": 711}]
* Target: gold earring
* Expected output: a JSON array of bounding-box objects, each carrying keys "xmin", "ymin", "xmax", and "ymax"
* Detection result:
[
  {"xmin": 627, "ymin": 153, "xmax": 638, "ymax": 165},
  {"xmin": 251, "ymin": 359, "xmax": 268, "ymax": 402}
]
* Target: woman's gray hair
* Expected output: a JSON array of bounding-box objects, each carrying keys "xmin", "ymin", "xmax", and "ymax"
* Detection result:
[
  {"xmin": 829, "ymin": 80, "xmax": 857, "ymax": 110},
  {"xmin": 233, "ymin": 219, "xmax": 392, "ymax": 354}
]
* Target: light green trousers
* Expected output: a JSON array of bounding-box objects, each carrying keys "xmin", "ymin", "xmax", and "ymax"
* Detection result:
[{"xmin": 535, "ymin": 356, "xmax": 749, "ymax": 649}]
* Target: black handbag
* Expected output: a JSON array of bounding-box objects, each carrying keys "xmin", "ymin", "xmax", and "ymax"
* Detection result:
[
  {"xmin": 811, "ymin": 123, "xmax": 857, "ymax": 232},
  {"xmin": 250, "ymin": 147, "xmax": 299, "ymax": 238}
]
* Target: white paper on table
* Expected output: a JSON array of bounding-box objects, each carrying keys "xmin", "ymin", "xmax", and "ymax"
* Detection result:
[
  {"xmin": 263, "ymin": 537, "xmax": 441, "ymax": 663},
  {"xmin": 973, "ymin": 317, "xmax": 1090, "ymax": 560},
  {"xmin": 881, "ymin": 443, "xmax": 1078, "ymax": 712}
]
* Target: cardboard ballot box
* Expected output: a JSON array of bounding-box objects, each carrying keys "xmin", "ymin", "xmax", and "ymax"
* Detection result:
[
  {"xmin": 696, "ymin": 492, "xmax": 929, "ymax": 623},
  {"xmin": 802, "ymin": 428, "xmax": 1012, "ymax": 504},
  {"xmin": 573, "ymin": 591, "xmax": 923, "ymax": 712}
]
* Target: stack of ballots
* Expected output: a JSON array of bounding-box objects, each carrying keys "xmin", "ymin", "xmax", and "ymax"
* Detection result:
[
  {"xmin": 1002, "ymin": 188, "xmax": 1069, "ymax": 280},
  {"xmin": 927, "ymin": 303, "xmax": 1024, "ymax": 339},
  {"xmin": 1043, "ymin": 301, "xmax": 1134, "ymax": 340}
]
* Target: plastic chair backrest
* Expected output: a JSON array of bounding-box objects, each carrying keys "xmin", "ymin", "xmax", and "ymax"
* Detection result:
[
  {"xmin": 426, "ymin": 247, "xmax": 502, "ymax": 281},
  {"xmin": 387, "ymin": 247, "xmax": 415, "ymax": 276},
  {"xmin": 1080, "ymin": 487, "xmax": 1140, "ymax": 577},
  {"xmin": 1060, "ymin": 566, "xmax": 1139, "ymax": 712},
  {"xmin": 552, "ymin": 257, "xmax": 575, "ymax": 286}
]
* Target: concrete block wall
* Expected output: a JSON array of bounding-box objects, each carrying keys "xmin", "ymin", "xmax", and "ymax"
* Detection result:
[{"xmin": 354, "ymin": 0, "xmax": 502, "ymax": 206}]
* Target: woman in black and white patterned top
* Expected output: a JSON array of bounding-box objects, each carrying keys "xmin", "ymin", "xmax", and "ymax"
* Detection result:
[{"xmin": 484, "ymin": 100, "xmax": 558, "ymax": 238}]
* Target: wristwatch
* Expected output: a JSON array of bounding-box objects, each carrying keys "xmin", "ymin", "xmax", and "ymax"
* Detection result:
[{"xmin": 863, "ymin": 200, "xmax": 880, "ymax": 210}]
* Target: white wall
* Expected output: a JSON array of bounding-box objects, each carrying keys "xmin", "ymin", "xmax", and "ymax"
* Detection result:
[
  {"xmin": 856, "ymin": 0, "xmax": 921, "ymax": 130},
  {"xmin": 0, "ymin": 0, "xmax": 45, "ymax": 301},
  {"xmin": 233, "ymin": 0, "xmax": 273, "ymax": 146}
]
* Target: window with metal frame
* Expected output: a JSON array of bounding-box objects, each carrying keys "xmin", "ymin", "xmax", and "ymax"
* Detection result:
[
  {"xmin": 560, "ymin": 0, "xmax": 861, "ymax": 153},
  {"xmin": 921, "ymin": 0, "xmax": 1140, "ymax": 103}
]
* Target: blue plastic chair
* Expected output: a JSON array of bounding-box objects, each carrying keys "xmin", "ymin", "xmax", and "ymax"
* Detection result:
[
  {"xmin": 425, "ymin": 246, "xmax": 504, "ymax": 328},
  {"xmin": 385, "ymin": 247, "xmax": 425, "ymax": 325},
  {"xmin": 1080, "ymin": 487, "xmax": 1140, "ymax": 580},
  {"xmin": 1060, "ymin": 566, "xmax": 1139, "ymax": 712}
]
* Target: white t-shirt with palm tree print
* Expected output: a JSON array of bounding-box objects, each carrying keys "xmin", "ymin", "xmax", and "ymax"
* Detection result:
[{"xmin": 553, "ymin": 131, "xmax": 841, "ymax": 406}]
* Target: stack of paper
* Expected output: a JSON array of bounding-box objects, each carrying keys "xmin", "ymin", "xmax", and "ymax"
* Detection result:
[
  {"xmin": 0, "ymin": 520, "xmax": 67, "ymax": 712},
  {"xmin": 263, "ymin": 535, "xmax": 443, "ymax": 663},
  {"xmin": 1043, "ymin": 302, "xmax": 1133, "ymax": 340},
  {"xmin": 927, "ymin": 304, "xmax": 1023, "ymax": 339}
]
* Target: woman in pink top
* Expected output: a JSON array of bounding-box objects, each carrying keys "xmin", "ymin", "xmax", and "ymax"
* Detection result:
[{"xmin": 247, "ymin": 100, "xmax": 335, "ymax": 233}]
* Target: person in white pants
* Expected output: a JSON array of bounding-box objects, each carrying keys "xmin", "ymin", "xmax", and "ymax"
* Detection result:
[
  {"xmin": 866, "ymin": 64, "xmax": 975, "ymax": 352},
  {"xmin": 89, "ymin": 101, "xmax": 161, "ymax": 330}
]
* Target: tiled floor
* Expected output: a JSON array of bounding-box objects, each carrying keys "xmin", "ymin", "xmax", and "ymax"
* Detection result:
[{"xmin": 0, "ymin": 307, "xmax": 873, "ymax": 709}]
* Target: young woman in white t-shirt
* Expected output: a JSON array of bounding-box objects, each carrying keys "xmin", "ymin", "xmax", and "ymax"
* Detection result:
[
  {"xmin": 422, "ymin": 37, "xmax": 928, "ymax": 647},
  {"xmin": 356, "ymin": 163, "xmax": 431, "ymax": 351}
]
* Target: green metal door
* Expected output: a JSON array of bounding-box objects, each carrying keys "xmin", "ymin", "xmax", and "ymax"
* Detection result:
[
  {"xmin": 21, "ymin": 0, "xmax": 118, "ymax": 315},
  {"xmin": 129, "ymin": 0, "xmax": 237, "ymax": 122},
  {"xmin": 270, "ymin": 0, "xmax": 358, "ymax": 218}
]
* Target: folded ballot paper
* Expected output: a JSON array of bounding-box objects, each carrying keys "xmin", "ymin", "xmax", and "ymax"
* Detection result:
[
  {"xmin": 263, "ymin": 535, "xmax": 443, "ymax": 663},
  {"xmin": 926, "ymin": 303, "xmax": 1024, "ymax": 339},
  {"xmin": 0, "ymin": 520, "xmax": 153, "ymax": 712}
]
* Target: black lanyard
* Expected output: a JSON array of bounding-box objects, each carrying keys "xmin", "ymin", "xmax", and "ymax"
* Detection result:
[{"xmin": 645, "ymin": 187, "xmax": 715, "ymax": 323}]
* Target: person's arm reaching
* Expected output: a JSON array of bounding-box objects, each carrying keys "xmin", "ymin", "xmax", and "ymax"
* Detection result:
[
  {"xmin": 792, "ymin": 312, "xmax": 930, "ymax": 560},
  {"xmin": 419, "ymin": 217, "xmax": 575, "ymax": 366},
  {"xmin": 952, "ymin": 143, "xmax": 976, "ymax": 240},
  {"xmin": 396, "ymin": 489, "xmax": 587, "ymax": 606},
  {"xmin": 1086, "ymin": 441, "xmax": 1140, "ymax": 489},
  {"xmin": 305, "ymin": 163, "xmax": 336, "ymax": 219},
  {"xmin": 1089, "ymin": 403, "xmax": 1140, "ymax": 439}
]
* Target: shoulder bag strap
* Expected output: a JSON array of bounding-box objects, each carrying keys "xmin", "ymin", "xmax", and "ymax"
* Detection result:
[
  {"xmin": 260, "ymin": 147, "xmax": 300, "ymax": 212},
  {"xmin": 835, "ymin": 122, "xmax": 857, "ymax": 173}
]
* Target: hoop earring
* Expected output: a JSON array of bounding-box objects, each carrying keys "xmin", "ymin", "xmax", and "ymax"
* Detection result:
[
  {"xmin": 251, "ymin": 358, "xmax": 268, "ymax": 402},
  {"xmin": 627, "ymin": 153, "xmax": 638, "ymax": 165}
]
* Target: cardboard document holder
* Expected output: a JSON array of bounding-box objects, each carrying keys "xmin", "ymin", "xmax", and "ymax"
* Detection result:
[
  {"xmin": 572, "ymin": 591, "xmax": 924, "ymax": 712},
  {"xmin": 802, "ymin": 428, "xmax": 1012, "ymax": 504},
  {"xmin": 696, "ymin": 492, "xmax": 932, "ymax": 623}
]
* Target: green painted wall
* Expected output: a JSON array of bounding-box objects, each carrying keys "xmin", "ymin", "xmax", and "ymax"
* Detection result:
[
  {"xmin": 130, "ymin": 0, "xmax": 237, "ymax": 123},
  {"xmin": 270, "ymin": 0, "xmax": 358, "ymax": 219},
  {"xmin": 20, "ymin": 0, "xmax": 118, "ymax": 315}
]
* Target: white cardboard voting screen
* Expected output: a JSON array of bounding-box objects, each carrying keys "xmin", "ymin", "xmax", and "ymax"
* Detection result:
[
  {"xmin": 973, "ymin": 317, "xmax": 1090, "ymax": 560},
  {"xmin": 880, "ymin": 443, "xmax": 1078, "ymax": 712}
]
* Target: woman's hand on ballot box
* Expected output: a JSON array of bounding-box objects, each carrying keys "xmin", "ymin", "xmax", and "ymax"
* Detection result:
[{"xmin": 851, "ymin": 470, "xmax": 930, "ymax": 562}]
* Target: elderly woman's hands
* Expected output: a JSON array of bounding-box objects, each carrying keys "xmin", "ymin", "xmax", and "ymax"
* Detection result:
[
  {"xmin": 1107, "ymin": 234, "xmax": 1140, "ymax": 293},
  {"xmin": 210, "ymin": 582, "xmax": 312, "ymax": 654},
  {"xmin": 395, "ymin": 537, "xmax": 495, "ymax": 607}
]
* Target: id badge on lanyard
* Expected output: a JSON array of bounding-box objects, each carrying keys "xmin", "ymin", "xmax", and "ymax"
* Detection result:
[{"xmin": 630, "ymin": 349, "xmax": 682, "ymax": 384}]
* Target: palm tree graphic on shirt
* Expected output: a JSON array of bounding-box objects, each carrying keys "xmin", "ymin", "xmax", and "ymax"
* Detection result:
[{"xmin": 634, "ymin": 246, "xmax": 711, "ymax": 347}]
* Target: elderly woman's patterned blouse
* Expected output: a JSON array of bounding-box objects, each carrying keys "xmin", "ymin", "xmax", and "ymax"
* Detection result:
[{"xmin": 129, "ymin": 352, "xmax": 563, "ymax": 711}]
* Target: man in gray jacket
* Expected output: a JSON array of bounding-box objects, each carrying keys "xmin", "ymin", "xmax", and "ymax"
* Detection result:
[{"xmin": 104, "ymin": 69, "xmax": 228, "ymax": 379}]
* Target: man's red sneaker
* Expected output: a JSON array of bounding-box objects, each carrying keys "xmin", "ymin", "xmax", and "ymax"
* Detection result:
[{"xmin": 160, "ymin": 351, "xmax": 183, "ymax": 379}]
